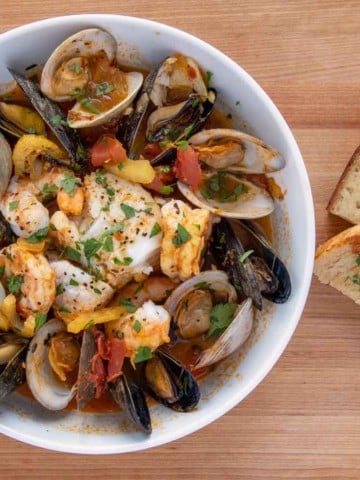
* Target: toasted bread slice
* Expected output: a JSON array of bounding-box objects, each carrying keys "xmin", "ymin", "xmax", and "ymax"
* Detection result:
[
  {"xmin": 314, "ymin": 224, "xmax": 360, "ymax": 304},
  {"xmin": 327, "ymin": 145, "xmax": 360, "ymax": 224}
]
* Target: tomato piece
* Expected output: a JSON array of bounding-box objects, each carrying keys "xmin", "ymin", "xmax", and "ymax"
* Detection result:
[
  {"xmin": 145, "ymin": 167, "xmax": 175, "ymax": 194},
  {"xmin": 144, "ymin": 143, "xmax": 162, "ymax": 159},
  {"xmin": 91, "ymin": 134, "xmax": 127, "ymax": 167},
  {"xmin": 107, "ymin": 338, "xmax": 126, "ymax": 383},
  {"xmin": 175, "ymin": 146, "xmax": 201, "ymax": 191}
]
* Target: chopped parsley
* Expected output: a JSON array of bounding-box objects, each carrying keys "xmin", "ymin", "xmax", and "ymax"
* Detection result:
[
  {"xmin": 172, "ymin": 223, "xmax": 191, "ymax": 248},
  {"xmin": 133, "ymin": 319, "xmax": 142, "ymax": 333},
  {"xmin": 194, "ymin": 281, "xmax": 211, "ymax": 290},
  {"xmin": 35, "ymin": 313, "xmax": 47, "ymax": 330},
  {"xmin": 84, "ymin": 319, "xmax": 95, "ymax": 329},
  {"xmin": 76, "ymin": 144, "xmax": 88, "ymax": 160},
  {"xmin": 102, "ymin": 222, "xmax": 125, "ymax": 237},
  {"xmin": 159, "ymin": 166, "xmax": 171, "ymax": 173},
  {"xmin": 9, "ymin": 201, "xmax": 19, "ymax": 211},
  {"xmin": 40, "ymin": 183, "xmax": 58, "ymax": 203},
  {"xmin": 7, "ymin": 275, "xmax": 24, "ymax": 294},
  {"xmin": 69, "ymin": 63, "xmax": 83, "ymax": 74},
  {"xmin": 119, "ymin": 297, "xmax": 137, "ymax": 313},
  {"xmin": 175, "ymin": 140, "xmax": 189, "ymax": 150},
  {"xmin": 149, "ymin": 222, "xmax": 162, "ymax": 238},
  {"xmin": 191, "ymin": 97, "xmax": 200, "ymax": 108},
  {"xmin": 51, "ymin": 114, "xmax": 68, "ymax": 127},
  {"xmin": 134, "ymin": 346, "xmax": 152, "ymax": 363},
  {"xmin": 159, "ymin": 185, "xmax": 174, "ymax": 195},
  {"xmin": 103, "ymin": 235, "xmax": 114, "ymax": 252},
  {"xmin": 59, "ymin": 306, "xmax": 71, "ymax": 314},
  {"xmin": 208, "ymin": 303, "xmax": 237, "ymax": 337},
  {"xmin": 83, "ymin": 238, "xmax": 102, "ymax": 262},
  {"xmin": 115, "ymin": 330, "xmax": 124, "ymax": 339},
  {"xmin": 121, "ymin": 203, "xmax": 136, "ymax": 219},
  {"xmin": 352, "ymin": 274, "xmax": 360, "ymax": 286},
  {"xmin": 65, "ymin": 246, "xmax": 81, "ymax": 263},
  {"xmin": 239, "ymin": 250, "xmax": 254, "ymax": 264},
  {"xmin": 69, "ymin": 279, "xmax": 79, "ymax": 286},
  {"xmin": 79, "ymin": 96, "xmax": 99, "ymax": 115},
  {"xmin": 356, "ymin": 256, "xmax": 360, "ymax": 266},
  {"xmin": 96, "ymin": 82, "xmax": 115, "ymax": 96},
  {"xmin": 0, "ymin": 266, "xmax": 4, "ymax": 277},
  {"xmin": 200, "ymin": 171, "xmax": 248, "ymax": 203},
  {"xmin": 27, "ymin": 227, "xmax": 48, "ymax": 243},
  {"xmin": 56, "ymin": 284, "xmax": 65, "ymax": 296},
  {"xmin": 205, "ymin": 70, "xmax": 213, "ymax": 87},
  {"xmin": 61, "ymin": 171, "xmax": 79, "ymax": 196},
  {"xmin": 113, "ymin": 257, "xmax": 133, "ymax": 266}
]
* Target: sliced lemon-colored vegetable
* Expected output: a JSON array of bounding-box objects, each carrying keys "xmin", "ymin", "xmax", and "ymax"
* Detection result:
[
  {"xmin": 0, "ymin": 102, "xmax": 47, "ymax": 136},
  {"xmin": 12, "ymin": 134, "xmax": 68, "ymax": 178},
  {"xmin": 104, "ymin": 159, "xmax": 155, "ymax": 184},
  {"xmin": 65, "ymin": 306, "xmax": 128, "ymax": 334},
  {"xmin": 17, "ymin": 237, "xmax": 46, "ymax": 253},
  {"xmin": 0, "ymin": 293, "xmax": 35, "ymax": 337}
]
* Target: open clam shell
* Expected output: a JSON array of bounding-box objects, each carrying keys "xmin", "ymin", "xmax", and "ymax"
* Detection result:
[
  {"xmin": 193, "ymin": 298, "xmax": 253, "ymax": 370},
  {"xmin": 40, "ymin": 28, "xmax": 143, "ymax": 129},
  {"xmin": 26, "ymin": 319, "xmax": 76, "ymax": 411},
  {"xmin": 189, "ymin": 128, "xmax": 285, "ymax": 174},
  {"xmin": 178, "ymin": 171, "xmax": 274, "ymax": 219}
]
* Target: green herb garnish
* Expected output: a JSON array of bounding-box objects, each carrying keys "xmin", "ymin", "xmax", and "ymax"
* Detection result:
[
  {"xmin": 69, "ymin": 63, "xmax": 83, "ymax": 74},
  {"xmin": 208, "ymin": 303, "xmax": 237, "ymax": 336},
  {"xmin": 159, "ymin": 185, "xmax": 174, "ymax": 195},
  {"xmin": 134, "ymin": 346, "xmax": 152, "ymax": 363},
  {"xmin": 7, "ymin": 275, "xmax": 24, "ymax": 294},
  {"xmin": 61, "ymin": 171, "xmax": 79, "ymax": 196},
  {"xmin": 51, "ymin": 114, "xmax": 68, "ymax": 127},
  {"xmin": 9, "ymin": 201, "xmax": 19, "ymax": 211},
  {"xmin": 69, "ymin": 279, "xmax": 79, "ymax": 286},
  {"xmin": 149, "ymin": 222, "xmax": 162, "ymax": 238},
  {"xmin": 119, "ymin": 297, "xmax": 137, "ymax": 313},
  {"xmin": 121, "ymin": 203, "xmax": 136, "ymax": 219},
  {"xmin": 96, "ymin": 82, "xmax": 115, "ymax": 96},
  {"xmin": 133, "ymin": 319, "xmax": 142, "ymax": 333},
  {"xmin": 27, "ymin": 227, "xmax": 48, "ymax": 243},
  {"xmin": 65, "ymin": 246, "xmax": 81, "ymax": 263},
  {"xmin": 172, "ymin": 223, "xmax": 191, "ymax": 248},
  {"xmin": 239, "ymin": 250, "xmax": 254, "ymax": 264}
]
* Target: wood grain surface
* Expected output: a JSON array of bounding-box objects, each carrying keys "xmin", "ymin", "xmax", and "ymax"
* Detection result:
[{"xmin": 1, "ymin": 1, "xmax": 360, "ymax": 478}]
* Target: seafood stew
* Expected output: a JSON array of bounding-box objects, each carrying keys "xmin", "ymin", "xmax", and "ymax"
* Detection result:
[{"xmin": 0, "ymin": 27, "xmax": 291, "ymax": 434}]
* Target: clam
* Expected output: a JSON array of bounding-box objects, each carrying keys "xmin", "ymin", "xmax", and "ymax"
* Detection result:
[
  {"xmin": 26, "ymin": 319, "xmax": 80, "ymax": 410},
  {"xmin": 165, "ymin": 270, "xmax": 237, "ymax": 339},
  {"xmin": 0, "ymin": 332, "xmax": 28, "ymax": 400},
  {"xmin": 141, "ymin": 349, "xmax": 200, "ymax": 412},
  {"xmin": 193, "ymin": 298, "xmax": 253, "ymax": 370},
  {"xmin": 178, "ymin": 170, "xmax": 274, "ymax": 219},
  {"xmin": 189, "ymin": 128, "xmax": 285, "ymax": 174},
  {"xmin": 40, "ymin": 28, "xmax": 143, "ymax": 129}
]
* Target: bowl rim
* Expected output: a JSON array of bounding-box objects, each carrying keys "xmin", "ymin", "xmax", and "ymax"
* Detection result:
[{"xmin": 0, "ymin": 13, "xmax": 315, "ymax": 454}]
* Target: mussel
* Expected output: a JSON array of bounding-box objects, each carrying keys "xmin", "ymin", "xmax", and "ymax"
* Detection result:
[
  {"xmin": 141, "ymin": 349, "xmax": 200, "ymax": 412},
  {"xmin": 0, "ymin": 332, "xmax": 28, "ymax": 400},
  {"xmin": 26, "ymin": 318, "xmax": 80, "ymax": 410},
  {"xmin": 110, "ymin": 363, "xmax": 152, "ymax": 435}
]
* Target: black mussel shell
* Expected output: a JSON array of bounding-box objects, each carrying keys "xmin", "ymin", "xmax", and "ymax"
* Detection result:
[
  {"xmin": 110, "ymin": 372, "xmax": 152, "ymax": 435},
  {"xmin": 0, "ymin": 212, "xmax": 15, "ymax": 248},
  {"xmin": 236, "ymin": 220, "xmax": 291, "ymax": 303},
  {"xmin": 141, "ymin": 349, "xmax": 200, "ymax": 412},
  {"xmin": 7, "ymin": 69, "xmax": 90, "ymax": 174},
  {"xmin": 0, "ymin": 344, "xmax": 27, "ymax": 400},
  {"xmin": 76, "ymin": 328, "xmax": 97, "ymax": 410},
  {"xmin": 118, "ymin": 60, "xmax": 164, "ymax": 159},
  {"xmin": 210, "ymin": 218, "xmax": 263, "ymax": 310}
]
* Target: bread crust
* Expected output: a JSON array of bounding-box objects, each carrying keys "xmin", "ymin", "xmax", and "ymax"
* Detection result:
[
  {"xmin": 315, "ymin": 224, "xmax": 360, "ymax": 259},
  {"xmin": 327, "ymin": 144, "xmax": 360, "ymax": 224}
]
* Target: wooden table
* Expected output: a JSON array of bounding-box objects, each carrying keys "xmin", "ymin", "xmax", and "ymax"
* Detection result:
[{"xmin": 1, "ymin": 1, "xmax": 360, "ymax": 478}]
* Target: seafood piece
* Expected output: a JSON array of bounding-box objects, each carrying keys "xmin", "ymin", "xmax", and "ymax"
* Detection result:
[
  {"xmin": 0, "ymin": 102, "xmax": 46, "ymax": 138},
  {"xmin": 26, "ymin": 319, "xmax": 79, "ymax": 410},
  {"xmin": 76, "ymin": 327, "xmax": 96, "ymax": 410},
  {"xmin": 189, "ymin": 128, "xmax": 285, "ymax": 173},
  {"xmin": 0, "ymin": 242, "xmax": 56, "ymax": 319},
  {"xmin": 165, "ymin": 270, "xmax": 237, "ymax": 338},
  {"xmin": 141, "ymin": 349, "xmax": 200, "ymax": 412},
  {"xmin": 0, "ymin": 132, "xmax": 12, "ymax": 198},
  {"xmin": 50, "ymin": 260, "xmax": 114, "ymax": 315},
  {"xmin": 210, "ymin": 218, "xmax": 263, "ymax": 310},
  {"xmin": 40, "ymin": 29, "xmax": 143, "ymax": 129},
  {"xmin": 232, "ymin": 220, "xmax": 291, "ymax": 303},
  {"xmin": 110, "ymin": 368, "xmax": 152, "ymax": 434},
  {"xmin": 194, "ymin": 298, "xmax": 253, "ymax": 370},
  {"xmin": 0, "ymin": 167, "xmax": 83, "ymax": 238},
  {"xmin": 0, "ymin": 213, "xmax": 13, "ymax": 250},
  {"xmin": 50, "ymin": 171, "xmax": 162, "ymax": 289},
  {"xmin": 8, "ymin": 69, "xmax": 88, "ymax": 169},
  {"xmin": 0, "ymin": 332, "xmax": 28, "ymax": 400},
  {"xmin": 105, "ymin": 300, "xmax": 171, "ymax": 361},
  {"xmin": 160, "ymin": 199, "xmax": 210, "ymax": 281},
  {"xmin": 149, "ymin": 55, "xmax": 207, "ymax": 107},
  {"xmin": 178, "ymin": 170, "xmax": 274, "ymax": 219}
]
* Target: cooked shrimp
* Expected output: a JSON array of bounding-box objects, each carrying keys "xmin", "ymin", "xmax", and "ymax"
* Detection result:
[
  {"xmin": 105, "ymin": 300, "xmax": 170, "ymax": 360},
  {"xmin": 160, "ymin": 199, "xmax": 210, "ymax": 281},
  {"xmin": 50, "ymin": 260, "xmax": 114, "ymax": 315},
  {"xmin": 0, "ymin": 167, "xmax": 83, "ymax": 238},
  {"xmin": 0, "ymin": 242, "xmax": 56, "ymax": 318},
  {"xmin": 50, "ymin": 172, "xmax": 162, "ymax": 289}
]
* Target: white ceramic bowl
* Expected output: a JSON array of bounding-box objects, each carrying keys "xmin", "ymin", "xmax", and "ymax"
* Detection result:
[{"xmin": 0, "ymin": 14, "xmax": 314, "ymax": 454}]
